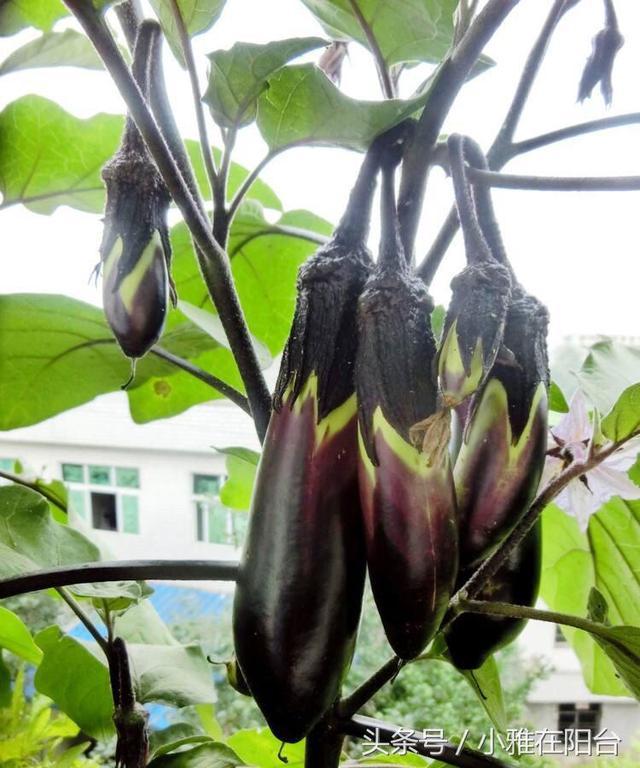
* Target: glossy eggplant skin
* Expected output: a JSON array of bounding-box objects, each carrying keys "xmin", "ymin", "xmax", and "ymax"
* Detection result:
[
  {"xmin": 445, "ymin": 521, "xmax": 542, "ymax": 670},
  {"xmin": 356, "ymin": 158, "xmax": 458, "ymax": 661},
  {"xmin": 233, "ymin": 383, "xmax": 365, "ymax": 743}
]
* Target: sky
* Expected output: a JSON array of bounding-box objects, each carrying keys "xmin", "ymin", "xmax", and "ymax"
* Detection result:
[{"xmin": 1, "ymin": 0, "xmax": 640, "ymax": 351}]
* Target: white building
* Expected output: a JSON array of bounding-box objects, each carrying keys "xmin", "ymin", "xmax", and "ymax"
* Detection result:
[{"xmin": 0, "ymin": 394, "xmax": 638, "ymax": 757}]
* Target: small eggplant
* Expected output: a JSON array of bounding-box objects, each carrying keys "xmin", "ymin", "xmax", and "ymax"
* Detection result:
[{"xmin": 356, "ymin": 145, "xmax": 458, "ymax": 661}]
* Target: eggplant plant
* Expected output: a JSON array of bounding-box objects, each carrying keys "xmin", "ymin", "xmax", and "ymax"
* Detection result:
[{"xmin": 1, "ymin": 1, "xmax": 640, "ymax": 767}]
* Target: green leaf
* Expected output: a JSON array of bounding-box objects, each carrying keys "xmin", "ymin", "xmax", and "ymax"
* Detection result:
[
  {"xmin": 576, "ymin": 339, "xmax": 640, "ymax": 416},
  {"xmin": 34, "ymin": 626, "xmax": 114, "ymax": 739},
  {"xmin": 150, "ymin": 0, "xmax": 227, "ymax": 66},
  {"xmin": 0, "ymin": 486, "xmax": 100, "ymax": 579},
  {"xmin": 172, "ymin": 207, "xmax": 332, "ymax": 356},
  {"xmin": 0, "ymin": 605, "xmax": 43, "ymax": 665},
  {"xmin": 431, "ymin": 305, "xmax": 445, "ymax": 342},
  {"xmin": 256, "ymin": 63, "xmax": 429, "ymax": 151},
  {"xmin": 184, "ymin": 141, "xmax": 282, "ymax": 210},
  {"xmin": 540, "ymin": 503, "xmax": 631, "ymax": 696},
  {"xmin": 299, "ymin": 0, "xmax": 458, "ymax": 66},
  {"xmin": 460, "ymin": 655, "xmax": 507, "ymax": 734},
  {"xmin": 601, "ymin": 383, "xmax": 640, "ymax": 442},
  {"xmin": 0, "ymin": 0, "xmax": 67, "ymax": 36},
  {"xmin": 591, "ymin": 625, "xmax": 640, "ymax": 700},
  {"xmin": 152, "ymin": 736, "xmax": 215, "ymax": 761},
  {"xmin": 115, "ymin": 601, "xmax": 178, "ymax": 646},
  {"xmin": 0, "ymin": 653, "xmax": 10, "ymax": 707},
  {"xmin": 74, "ymin": 580, "xmax": 153, "ymax": 613},
  {"xmin": 0, "ymin": 96, "xmax": 123, "ymax": 214},
  {"xmin": 203, "ymin": 37, "xmax": 327, "ymax": 128},
  {"xmin": 0, "ymin": 30, "xmax": 102, "ymax": 76},
  {"xmin": 148, "ymin": 743, "xmax": 245, "ymax": 768},
  {"xmin": 548, "ymin": 380, "xmax": 569, "ymax": 413},
  {"xmin": 227, "ymin": 729, "xmax": 304, "ymax": 767},
  {"xmin": 587, "ymin": 587, "xmax": 610, "ymax": 626},
  {"xmin": 150, "ymin": 723, "xmax": 208, "ymax": 759},
  {"xmin": 216, "ymin": 447, "xmax": 259, "ymax": 510}
]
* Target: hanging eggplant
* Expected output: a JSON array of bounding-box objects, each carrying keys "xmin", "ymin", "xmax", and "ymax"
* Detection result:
[
  {"xmin": 99, "ymin": 21, "xmax": 174, "ymax": 361},
  {"xmin": 356, "ymin": 141, "xmax": 458, "ymax": 661},
  {"xmin": 232, "ymin": 128, "xmax": 406, "ymax": 743}
]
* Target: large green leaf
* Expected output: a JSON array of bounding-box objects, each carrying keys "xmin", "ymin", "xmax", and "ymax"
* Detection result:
[
  {"xmin": 150, "ymin": 0, "xmax": 227, "ymax": 66},
  {"xmin": 460, "ymin": 656, "xmax": 507, "ymax": 734},
  {"xmin": 172, "ymin": 206, "xmax": 332, "ymax": 356},
  {"xmin": 0, "ymin": 605, "xmax": 43, "ymax": 665},
  {"xmin": 256, "ymin": 63, "xmax": 428, "ymax": 151},
  {"xmin": 540, "ymin": 503, "xmax": 634, "ymax": 696},
  {"xmin": 591, "ymin": 625, "xmax": 640, "ymax": 700},
  {"xmin": 184, "ymin": 141, "xmax": 282, "ymax": 210},
  {"xmin": 0, "ymin": 0, "xmax": 67, "ymax": 36},
  {"xmin": 203, "ymin": 37, "xmax": 326, "ymax": 128},
  {"xmin": 227, "ymin": 729, "xmax": 304, "ymax": 767},
  {"xmin": 115, "ymin": 601, "xmax": 177, "ymax": 646},
  {"xmin": 601, "ymin": 383, "xmax": 640, "ymax": 442},
  {"xmin": 0, "ymin": 486, "xmax": 99, "ymax": 579},
  {"xmin": 148, "ymin": 743, "xmax": 245, "ymax": 768},
  {"xmin": 299, "ymin": 0, "xmax": 457, "ymax": 66},
  {"xmin": 34, "ymin": 626, "xmax": 114, "ymax": 739},
  {"xmin": 0, "ymin": 30, "xmax": 102, "ymax": 76},
  {"xmin": 0, "ymin": 96, "xmax": 122, "ymax": 214},
  {"xmin": 217, "ymin": 447, "xmax": 259, "ymax": 510},
  {"xmin": 0, "ymin": 294, "xmax": 243, "ymax": 428}
]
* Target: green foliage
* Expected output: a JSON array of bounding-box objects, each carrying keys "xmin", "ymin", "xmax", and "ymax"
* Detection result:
[
  {"xmin": 0, "ymin": 30, "xmax": 102, "ymax": 76},
  {"xmin": 0, "ymin": 0, "xmax": 67, "ymax": 36},
  {"xmin": 602, "ymin": 383, "xmax": 640, "ymax": 441},
  {"xmin": 299, "ymin": 0, "xmax": 458, "ymax": 66},
  {"xmin": 228, "ymin": 729, "xmax": 305, "ymax": 766},
  {"xmin": 217, "ymin": 448, "xmax": 260, "ymax": 511},
  {"xmin": 256, "ymin": 64, "xmax": 430, "ymax": 151},
  {"xmin": 204, "ymin": 38, "xmax": 327, "ymax": 128},
  {"xmin": 0, "ymin": 96, "xmax": 123, "ymax": 214},
  {"xmin": 148, "ymin": 741, "xmax": 245, "ymax": 768},
  {"xmin": 149, "ymin": 0, "xmax": 228, "ymax": 65},
  {"xmin": 0, "ymin": 606, "xmax": 43, "ymax": 665},
  {"xmin": 0, "ymin": 668, "xmax": 100, "ymax": 768}
]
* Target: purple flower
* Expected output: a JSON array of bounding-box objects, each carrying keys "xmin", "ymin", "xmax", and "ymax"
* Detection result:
[{"xmin": 542, "ymin": 390, "xmax": 640, "ymax": 530}]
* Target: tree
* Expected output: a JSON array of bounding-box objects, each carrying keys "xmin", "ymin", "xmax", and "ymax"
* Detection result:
[{"xmin": 0, "ymin": 1, "xmax": 640, "ymax": 767}]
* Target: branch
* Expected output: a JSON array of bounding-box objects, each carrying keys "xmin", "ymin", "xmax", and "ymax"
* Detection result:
[
  {"xmin": 457, "ymin": 599, "xmax": 613, "ymax": 641},
  {"xmin": 0, "ymin": 559, "xmax": 240, "ymax": 599},
  {"xmin": 0, "ymin": 471, "xmax": 67, "ymax": 512},
  {"xmin": 57, "ymin": 586, "xmax": 109, "ymax": 655},
  {"xmin": 169, "ymin": 0, "xmax": 218, "ymax": 197},
  {"xmin": 467, "ymin": 166, "xmax": 640, "ymax": 191},
  {"xmin": 338, "ymin": 656, "xmax": 403, "ymax": 718},
  {"xmin": 347, "ymin": 0, "xmax": 394, "ymax": 98},
  {"xmin": 449, "ymin": 438, "xmax": 624, "ymax": 614},
  {"xmin": 511, "ymin": 112, "xmax": 640, "ymax": 156},
  {"xmin": 113, "ymin": 0, "xmax": 143, "ymax": 51},
  {"xmin": 397, "ymin": 0, "xmax": 521, "ymax": 258},
  {"xmin": 417, "ymin": 0, "xmax": 579, "ymax": 282},
  {"xmin": 228, "ymin": 149, "xmax": 280, "ymax": 221},
  {"xmin": 64, "ymin": 1, "xmax": 271, "ymax": 441},
  {"xmin": 341, "ymin": 716, "xmax": 512, "ymax": 768},
  {"xmin": 149, "ymin": 346, "xmax": 250, "ymax": 414}
]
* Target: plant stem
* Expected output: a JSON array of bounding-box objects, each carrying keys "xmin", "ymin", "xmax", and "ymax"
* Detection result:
[
  {"xmin": 0, "ymin": 471, "xmax": 67, "ymax": 512},
  {"xmin": 340, "ymin": 715, "xmax": 512, "ymax": 768},
  {"xmin": 347, "ymin": 0, "xmax": 394, "ymax": 98},
  {"xmin": 65, "ymin": 0, "xmax": 271, "ymax": 441},
  {"xmin": 150, "ymin": 346, "xmax": 250, "ymax": 413},
  {"xmin": 0, "ymin": 559, "xmax": 240, "ymax": 599},
  {"xmin": 339, "ymin": 656, "xmax": 403, "ymax": 718},
  {"xmin": 510, "ymin": 112, "xmax": 640, "ymax": 156},
  {"xmin": 305, "ymin": 717, "xmax": 345, "ymax": 768},
  {"xmin": 466, "ymin": 166, "xmax": 640, "ymax": 191},
  {"xmin": 213, "ymin": 127, "xmax": 237, "ymax": 248},
  {"xmin": 397, "ymin": 0, "xmax": 521, "ymax": 258},
  {"xmin": 228, "ymin": 149, "xmax": 280, "ymax": 220},
  {"xmin": 57, "ymin": 587, "xmax": 109, "ymax": 655},
  {"xmin": 169, "ymin": 0, "xmax": 218, "ymax": 198},
  {"xmin": 113, "ymin": 0, "xmax": 143, "ymax": 51},
  {"xmin": 457, "ymin": 599, "xmax": 612, "ymax": 640},
  {"xmin": 449, "ymin": 439, "xmax": 623, "ymax": 614}
]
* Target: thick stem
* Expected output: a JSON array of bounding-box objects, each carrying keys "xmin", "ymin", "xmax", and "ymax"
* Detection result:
[
  {"xmin": 305, "ymin": 718, "xmax": 345, "ymax": 768},
  {"xmin": 397, "ymin": 0, "xmax": 521, "ymax": 258},
  {"xmin": 467, "ymin": 166, "xmax": 640, "ymax": 191},
  {"xmin": 339, "ymin": 657, "xmax": 403, "ymax": 718},
  {"xmin": 65, "ymin": 1, "xmax": 271, "ymax": 441},
  {"xmin": 150, "ymin": 346, "xmax": 250, "ymax": 413},
  {"xmin": 169, "ymin": 0, "xmax": 218, "ymax": 197},
  {"xmin": 340, "ymin": 716, "xmax": 512, "ymax": 768},
  {"xmin": 0, "ymin": 559, "xmax": 240, "ymax": 599},
  {"xmin": 347, "ymin": 0, "xmax": 394, "ymax": 98},
  {"xmin": 114, "ymin": 0, "xmax": 143, "ymax": 51}
]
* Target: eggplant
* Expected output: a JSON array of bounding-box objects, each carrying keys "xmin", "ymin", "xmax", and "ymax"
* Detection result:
[
  {"xmin": 232, "ymin": 129, "xmax": 406, "ymax": 743},
  {"xmin": 356, "ymin": 144, "xmax": 458, "ymax": 661},
  {"xmin": 445, "ymin": 521, "xmax": 542, "ymax": 670},
  {"xmin": 99, "ymin": 21, "xmax": 174, "ymax": 361}
]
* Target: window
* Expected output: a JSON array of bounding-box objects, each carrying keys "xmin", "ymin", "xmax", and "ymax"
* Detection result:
[
  {"xmin": 0, "ymin": 458, "xmax": 16, "ymax": 485},
  {"xmin": 62, "ymin": 463, "xmax": 140, "ymax": 534},
  {"xmin": 193, "ymin": 473, "xmax": 246, "ymax": 546},
  {"xmin": 558, "ymin": 703, "xmax": 601, "ymax": 740}
]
